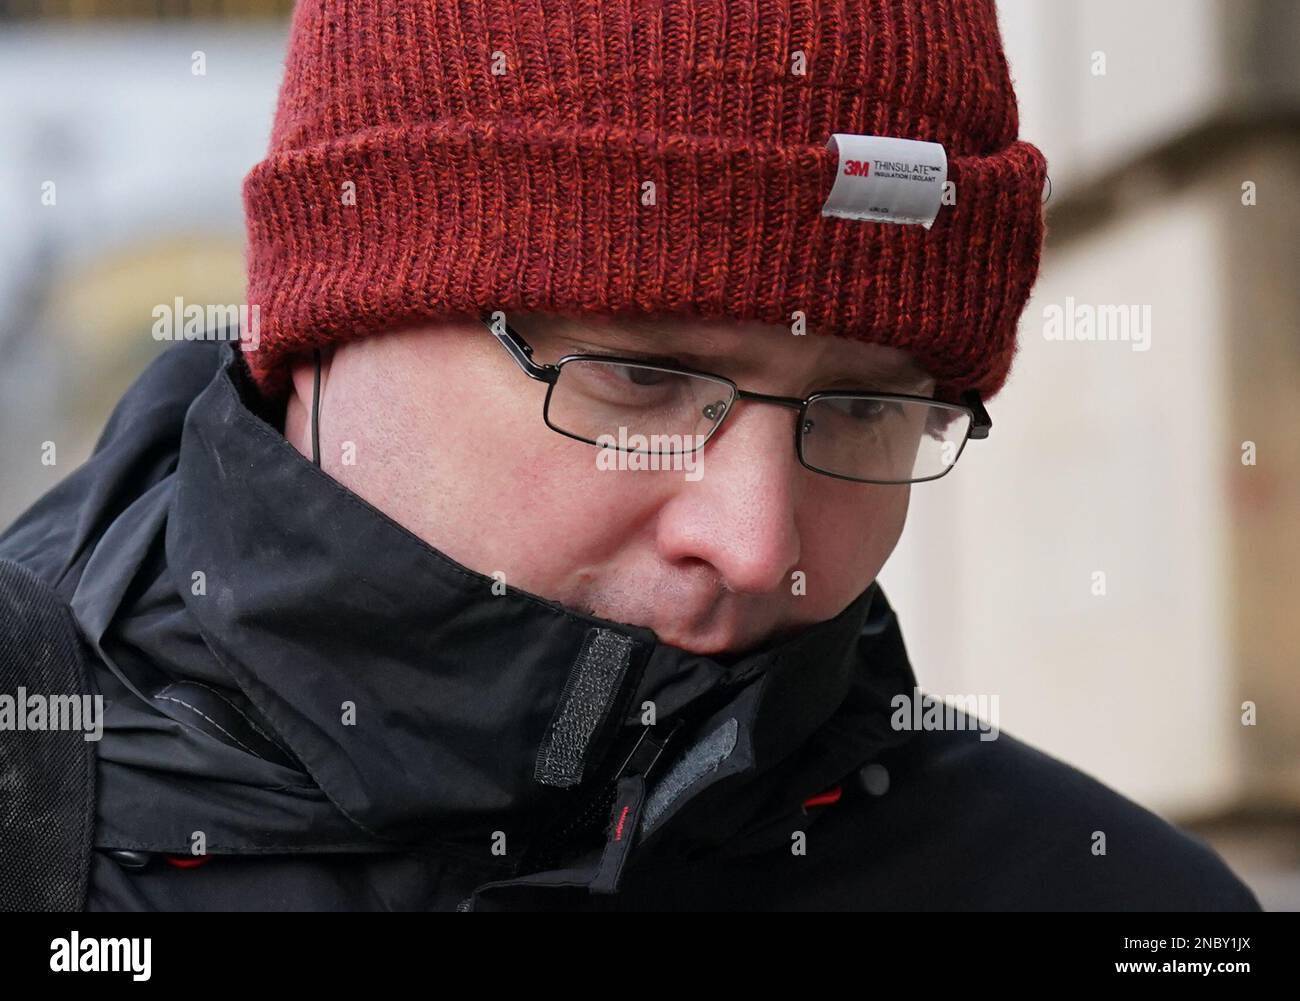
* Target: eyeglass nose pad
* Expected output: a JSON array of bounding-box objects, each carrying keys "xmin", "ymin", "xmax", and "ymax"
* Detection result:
[
  {"xmin": 801, "ymin": 417, "xmax": 816, "ymax": 435},
  {"xmin": 701, "ymin": 400, "xmax": 728, "ymax": 422}
]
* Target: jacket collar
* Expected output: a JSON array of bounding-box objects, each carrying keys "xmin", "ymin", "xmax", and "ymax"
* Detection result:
[{"xmin": 157, "ymin": 342, "xmax": 914, "ymax": 878}]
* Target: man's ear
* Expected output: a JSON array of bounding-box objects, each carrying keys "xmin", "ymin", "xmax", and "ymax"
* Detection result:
[
  {"xmin": 288, "ymin": 344, "xmax": 334, "ymax": 406},
  {"xmin": 283, "ymin": 345, "xmax": 335, "ymax": 456}
]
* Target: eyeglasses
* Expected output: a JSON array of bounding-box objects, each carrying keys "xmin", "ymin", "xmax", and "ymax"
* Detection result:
[{"xmin": 482, "ymin": 313, "xmax": 991, "ymax": 485}]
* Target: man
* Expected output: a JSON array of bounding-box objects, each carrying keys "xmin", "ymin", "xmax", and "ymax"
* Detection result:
[{"xmin": 0, "ymin": 0, "xmax": 1259, "ymax": 911}]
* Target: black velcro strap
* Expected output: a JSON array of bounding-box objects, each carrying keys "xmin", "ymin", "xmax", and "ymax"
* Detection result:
[
  {"xmin": 0, "ymin": 559, "xmax": 98, "ymax": 911},
  {"xmin": 534, "ymin": 627, "xmax": 634, "ymax": 789}
]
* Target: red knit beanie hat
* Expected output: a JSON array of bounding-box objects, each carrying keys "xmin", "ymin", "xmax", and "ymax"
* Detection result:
[{"xmin": 242, "ymin": 0, "xmax": 1046, "ymax": 404}]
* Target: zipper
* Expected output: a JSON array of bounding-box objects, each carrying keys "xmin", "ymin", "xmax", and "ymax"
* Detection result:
[
  {"xmin": 587, "ymin": 718, "xmax": 685, "ymax": 894},
  {"xmin": 520, "ymin": 719, "xmax": 685, "ymax": 875}
]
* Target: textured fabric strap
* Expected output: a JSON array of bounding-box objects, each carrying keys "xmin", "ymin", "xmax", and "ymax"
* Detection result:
[
  {"xmin": 534, "ymin": 627, "xmax": 634, "ymax": 789},
  {"xmin": 0, "ymin": 559, "xmax": 98, "ymax": 912}
]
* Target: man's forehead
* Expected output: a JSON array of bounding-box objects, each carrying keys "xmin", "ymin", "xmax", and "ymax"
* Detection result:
[{"xmin": 517, "ymin": 313, "xmax": 935, "ymax": 390}]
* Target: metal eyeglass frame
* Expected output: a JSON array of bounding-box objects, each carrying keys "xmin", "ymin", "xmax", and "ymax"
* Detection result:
[{"xmin": 481, "ymin": 313, "xmax": 992, "ymax": 485}]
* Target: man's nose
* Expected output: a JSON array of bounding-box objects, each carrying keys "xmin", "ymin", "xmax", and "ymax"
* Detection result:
[{"xmin": 654, "ymin": 402, "xmax": 803, "ymax": 596}]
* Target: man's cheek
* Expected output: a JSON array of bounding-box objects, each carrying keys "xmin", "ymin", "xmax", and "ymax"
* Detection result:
[
  {"xmin": 869, "ymin": 490, "xmax": 911, "ymax": 564},
  {"xmin": 817, "ymin": 491, "xmax": 909, "ymax": 585}
]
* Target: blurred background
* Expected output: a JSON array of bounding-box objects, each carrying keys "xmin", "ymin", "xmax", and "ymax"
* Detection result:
[{"xmin": 1, "ymin": 0, "xmax": 1296, "ymax": 908}]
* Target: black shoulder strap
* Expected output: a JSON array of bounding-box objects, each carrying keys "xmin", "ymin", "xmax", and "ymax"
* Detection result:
[{"xmin": 0, "ymin": 558, "xmax": 98, "ymax": 911}]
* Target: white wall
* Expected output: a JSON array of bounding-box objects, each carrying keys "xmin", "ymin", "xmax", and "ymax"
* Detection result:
[
  {"xmin": 998, "ymin": 0, "xmax": 1227, "ymax": 191},
  {"xmin": 880, "ymin": 0, "xmax": 1243, "ymax": 816}
]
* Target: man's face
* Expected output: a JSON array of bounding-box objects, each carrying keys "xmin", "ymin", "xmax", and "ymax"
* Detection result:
[{"xmin": 284, "ymin": 315, "xmax": 935, "ymax": 657}]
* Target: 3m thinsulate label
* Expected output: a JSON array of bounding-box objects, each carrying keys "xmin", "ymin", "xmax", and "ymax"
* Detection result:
[{"xmin": 821, "ymin": 134, "xmax": 948, "ymax": 229}]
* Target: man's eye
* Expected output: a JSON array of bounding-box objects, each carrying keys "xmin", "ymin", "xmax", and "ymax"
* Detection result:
[
  {"xmin": 848, "ymin": 398, "xmax": 889, "ymax": 420},
  {"xmin": 610, "ymin": 364, "xmax": 671, "ymax": 387}
]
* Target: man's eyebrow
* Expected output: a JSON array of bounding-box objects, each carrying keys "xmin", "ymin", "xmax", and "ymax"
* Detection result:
[
  {"xmin": 819, "ymin": 362, "xmax": 935, "ymax": 392},
  {"xmin": 549, "ymin": 332, "xmax": 729, "ymax": 371},
  {"xmin": 547, "ymin": 328, "xmax": 934, "ymax": 391},
  {"xmin": 551, "ymin": 326, "xmax": 720, "ymax": 358}
]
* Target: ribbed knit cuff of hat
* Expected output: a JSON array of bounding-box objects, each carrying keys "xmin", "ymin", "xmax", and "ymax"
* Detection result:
[
  {"xmin": 241, "ymin": 2, "xmax": 1047, "ymax": 406},
  {"xmin": 243, "ymin": 121, "xmax": 1043, "ymax": 403}
]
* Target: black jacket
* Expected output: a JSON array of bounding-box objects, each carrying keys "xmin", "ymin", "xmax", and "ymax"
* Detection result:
[{"xmin": 0, "ymin": 339, "xmax": 1262, "ymax": 911}]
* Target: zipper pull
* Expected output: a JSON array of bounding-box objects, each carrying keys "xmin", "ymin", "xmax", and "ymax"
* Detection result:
[
  {"xmin": 589, "ymin": 720, "xmax": 683, "ymax": 895},
  {"xmin": 589, "ymin": 774, "xmax": 646, "ymax": 895}
]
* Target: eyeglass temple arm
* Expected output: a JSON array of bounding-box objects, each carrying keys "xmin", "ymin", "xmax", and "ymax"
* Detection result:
[
  {"xmin": 481, "ymin": 312, "xmax": 558, "ymax": 383},
  {"xmin": 961, "ymin": 390, "xmax": 992, "ymax": 440}
]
